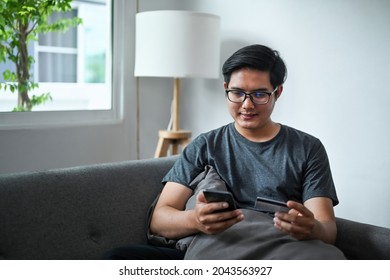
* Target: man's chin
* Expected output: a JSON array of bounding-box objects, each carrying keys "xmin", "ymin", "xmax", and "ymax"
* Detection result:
[{"xmin": 235, "ymin": 120, "xmax": 258, "ymax": 130}]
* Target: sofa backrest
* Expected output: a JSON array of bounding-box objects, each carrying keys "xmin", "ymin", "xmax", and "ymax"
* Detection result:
[
  {"xmin": 2, "ymin": 155, "xmax": 390, "ymax": 260},
  {"xmin": 0, "ymin": 156, "xmax": 177, "ymax": 260}
]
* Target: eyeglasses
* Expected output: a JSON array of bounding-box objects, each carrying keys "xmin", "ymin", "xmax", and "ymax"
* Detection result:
[{"xmin": 225, "ymin": 87, "xmax": 278, "ymax": 105}]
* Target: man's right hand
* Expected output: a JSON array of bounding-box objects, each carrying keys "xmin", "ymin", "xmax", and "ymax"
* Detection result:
[
  {"xmin": 150, "ymin": 182, "xmax": 244, "ymax": 239},
  {"xmin": 194, "ymin": 191, "xmax": 244, "ymax": 235}
]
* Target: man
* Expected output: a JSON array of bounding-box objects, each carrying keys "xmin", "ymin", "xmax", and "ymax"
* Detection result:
[{"xmin": 105, "ymin": 44, "xmax": 345, "ymax": 259}]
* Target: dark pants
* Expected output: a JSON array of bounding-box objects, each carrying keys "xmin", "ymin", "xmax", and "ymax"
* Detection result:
[{"xmin": 103, "ymin": 244, "xmax": 185, "ymax": 260}]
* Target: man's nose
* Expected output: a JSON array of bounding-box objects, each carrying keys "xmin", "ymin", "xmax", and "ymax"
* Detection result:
[{"xmin": 242, "ymin": 95, "xmax": 255, "ymax": 108}]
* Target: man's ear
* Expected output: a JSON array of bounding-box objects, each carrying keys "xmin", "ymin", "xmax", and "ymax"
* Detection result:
[
  {"xmin": 223, "ymin": 82, "xmax": 228, "ymax": 90},
  {"xmin": 275, "ymin": 85, "xmax": 283, "ymax": 100}
]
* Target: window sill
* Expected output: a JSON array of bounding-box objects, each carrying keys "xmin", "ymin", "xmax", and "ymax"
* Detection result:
[{"xmin": 0, "ymin": 109, "xmax": 123, "ymax": 130}]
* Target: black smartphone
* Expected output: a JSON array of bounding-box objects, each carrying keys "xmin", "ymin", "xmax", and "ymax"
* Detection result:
[
  {"xmin": 203, "ymin": 189, "xmax": 237, "ymax": 212},
  {"xmin": 255, "ymin": 197, "xmax": 289, "ymax": 213}
]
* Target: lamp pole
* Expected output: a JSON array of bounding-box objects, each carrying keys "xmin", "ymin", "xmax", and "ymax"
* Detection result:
[
  {"xmin": 173, "ymin": 78, "xmax": 180, "ymax": 131},
  {"xmin": 154, "ymin": 78, "xmax": 191, "ymax": 157}
]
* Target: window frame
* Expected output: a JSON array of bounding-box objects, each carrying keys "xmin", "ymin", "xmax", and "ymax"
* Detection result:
[{"xmin": 0, "ymin": 0, "xmax": 129, "ymax": 129}]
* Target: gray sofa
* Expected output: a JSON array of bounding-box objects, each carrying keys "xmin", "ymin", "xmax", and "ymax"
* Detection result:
[{"xmin": 0, "ymin": 156, "xmax": 389, "ymax": 260}]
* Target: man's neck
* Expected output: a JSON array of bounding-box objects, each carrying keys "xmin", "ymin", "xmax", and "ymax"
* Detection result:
[{"xmin": 235, "ymin": 121, "xmax": 281, "ymax": 143}]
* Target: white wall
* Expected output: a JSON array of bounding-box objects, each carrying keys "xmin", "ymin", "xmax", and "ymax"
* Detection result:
[
  {"xmin": 1, "ymin": 0, "xmax": 389, "ymax": 228},
  {"xmin": 138, "ymin": 0, "xmax": 390, "ymax": 228}
]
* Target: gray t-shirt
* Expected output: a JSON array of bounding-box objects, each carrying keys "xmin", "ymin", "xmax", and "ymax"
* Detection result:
[{"xmin": 163, "ymin": 123, "xmax": 338, "ymax": 209}]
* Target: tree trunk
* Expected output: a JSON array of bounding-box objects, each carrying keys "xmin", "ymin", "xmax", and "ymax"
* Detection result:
[{"xmin": 17, "ymin": 20, "xmax": 31, "ymax": 110}]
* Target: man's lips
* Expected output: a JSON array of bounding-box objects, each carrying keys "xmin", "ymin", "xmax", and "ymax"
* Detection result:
[{"xmin": 240, "ymin": 112, "xmax": 257, "ymax": 120}]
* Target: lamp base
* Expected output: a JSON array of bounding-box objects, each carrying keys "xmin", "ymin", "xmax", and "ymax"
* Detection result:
[{"xmin": 154, "ymin": 130, "xmax": 192, "ymax": 158}]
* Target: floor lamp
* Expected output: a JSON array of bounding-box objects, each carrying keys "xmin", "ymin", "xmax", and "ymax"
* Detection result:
[{"xmin": 134, "ymin": 10, "xmax": 220, "ymax": 158}]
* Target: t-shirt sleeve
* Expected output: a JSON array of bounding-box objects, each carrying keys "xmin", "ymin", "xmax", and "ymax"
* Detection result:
[
  {"xmin": 162, "ymin": 135, "xmax": 208, "ymax": 189},
  {"xmin": 302, "ymin": 139, "xmax": 339, "ymax": 206}
]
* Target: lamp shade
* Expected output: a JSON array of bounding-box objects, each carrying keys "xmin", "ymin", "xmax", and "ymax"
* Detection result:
[{"xmin": 134, "ymin": 10, "xmax": 220, "ymax": 79}]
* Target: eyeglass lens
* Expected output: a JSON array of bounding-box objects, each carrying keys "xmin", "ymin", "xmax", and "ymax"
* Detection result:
[{"xmin": 227, "ymin": 90, "xmax": 270, "ymax": 104}]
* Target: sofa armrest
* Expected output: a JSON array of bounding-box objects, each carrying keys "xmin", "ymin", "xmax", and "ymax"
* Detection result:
[{"xmin": 335, "ymin": 217, "xmax": 390, "ymax": 259}]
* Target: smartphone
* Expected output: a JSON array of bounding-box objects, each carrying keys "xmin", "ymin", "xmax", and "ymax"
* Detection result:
[
  {"xmin": 203, "ymin": 189, "xmax": 237, "ymax": 212},
  {"xmin": 255, "ymin": 197, "xmax": 289, "ymax": 213}
]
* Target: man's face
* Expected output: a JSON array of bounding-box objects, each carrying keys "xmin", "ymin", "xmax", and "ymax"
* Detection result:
[{"xmin": 224, "ymin": 68, "xmax": 280, "ymax": 135}]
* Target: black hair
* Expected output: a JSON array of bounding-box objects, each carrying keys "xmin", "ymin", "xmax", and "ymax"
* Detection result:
[{"xmin": 222, "ymin": 44, "xmax": 287, "ymax": 89}]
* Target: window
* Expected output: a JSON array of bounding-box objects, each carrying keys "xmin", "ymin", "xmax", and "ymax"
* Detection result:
[
  {"xmin": 37, "ymin": 8, "xmax": 79, "ymax": 83},
  {"xmin": 0, "ymin": 0, "xmax": 112, "ymax": 113}
]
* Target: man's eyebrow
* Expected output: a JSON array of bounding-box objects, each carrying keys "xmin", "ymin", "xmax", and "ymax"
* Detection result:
[{"xmin": 230, "ymin": 87, "xmax": 270, "ymax": 92}]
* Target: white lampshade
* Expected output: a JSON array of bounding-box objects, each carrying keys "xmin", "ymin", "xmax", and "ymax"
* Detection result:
[{"xmin": 134, "ymin": 10, "xmax": 221, "ymax": 78}]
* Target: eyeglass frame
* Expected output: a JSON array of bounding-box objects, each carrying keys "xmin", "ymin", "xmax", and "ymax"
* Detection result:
[{"xmin": 225, "ymin": 86, "xmax": 279, "ymax": 105}]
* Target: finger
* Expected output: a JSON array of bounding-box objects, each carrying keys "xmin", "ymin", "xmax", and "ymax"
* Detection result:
[
  {"xmin": 202, "ymin": 209, "xmax": 243, "ymax": 223},
  {"xmin": 202, "ymin": 211, "xmax": 244, "ymax": 234},
  {"xmin": 287, "ymin": 200, "xmax": 313, "ymax": 218},
  {"xmin": 274, "ymin": 216, "xmax": 312, "ymax": 237},
  {"xmin": 197, "ymin": 191, "xmax": 207, "ymax": 203},
  {"xmin": 287, "ymin": 208, "xmax": 300, "ymax": 216},
  {"xmin": 199, "ymin": 200, "xmax": 230, "ymax": 215},
  {"xmin": 276, "ymin": 212, "xmax": 312, "ymax": 228}
]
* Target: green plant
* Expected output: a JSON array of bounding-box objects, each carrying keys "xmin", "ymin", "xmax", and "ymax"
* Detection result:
[{"xmin": 0, "ymin": 0, "xmax": 82, "ymax": 111}]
